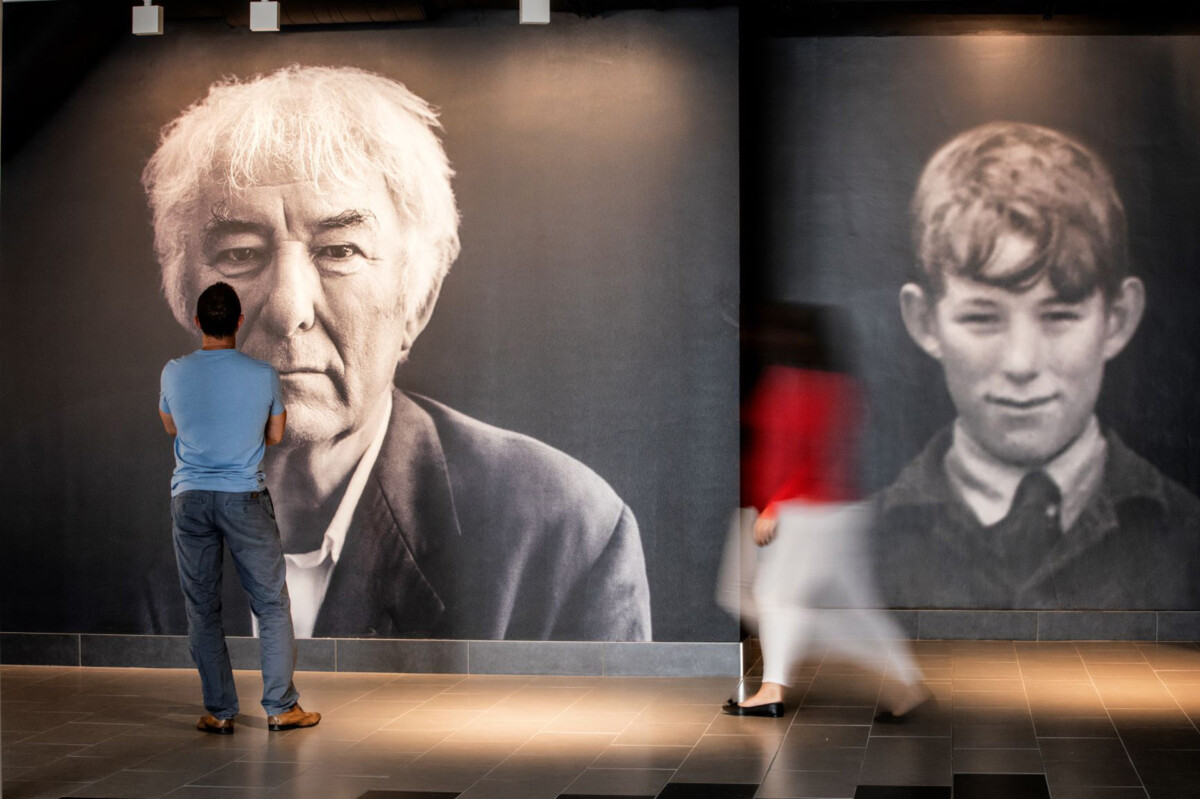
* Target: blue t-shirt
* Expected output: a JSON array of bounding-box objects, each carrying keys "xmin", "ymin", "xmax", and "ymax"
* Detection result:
[{"xmin": 159, "ymin": 349, "xmax": 284, "ymax": 496}]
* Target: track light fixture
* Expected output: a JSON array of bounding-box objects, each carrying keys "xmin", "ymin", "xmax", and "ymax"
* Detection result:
[
  {"xmin": 520, "ymin": 0, "xmax": 550, "ymax": 25},
  {"xmin": 131, "ymin": 0, "xmax": 163, "ymax": 36},
  {"xmin": 249, "ymin": 0, "xmax": 281, "ymax": 32}
]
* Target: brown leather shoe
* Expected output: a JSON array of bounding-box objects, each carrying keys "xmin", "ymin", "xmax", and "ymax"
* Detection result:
[
  {"xmin": 267, "ymin": 703, "xmax": 321, "ymax": 731},
  {"xmin": 196, "ymin": 714, "xmax": 235, "ymax": 734}
]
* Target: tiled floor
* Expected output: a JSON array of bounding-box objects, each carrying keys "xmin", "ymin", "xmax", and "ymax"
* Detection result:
[{"xmin": 3, "ymin": 640, "xmax": 1200, "ymax": 799}]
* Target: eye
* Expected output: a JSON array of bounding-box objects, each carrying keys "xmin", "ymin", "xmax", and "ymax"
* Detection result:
[
  {"xmin": 315, "ymin": 244, "xmax": 362, "ymax": 260},
  {"xmin": 213, "ymin": 248, "xmax": 266, "ymax": 274},
  {"xmin": 1042, "ymin": 310, "xmax": 1082, "ymax": 323},
  {"xmin": 956, "ymin": 313, "xmax": 1001, "ymax": 326}
]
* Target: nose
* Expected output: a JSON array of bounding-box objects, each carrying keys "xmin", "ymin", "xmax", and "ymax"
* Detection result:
[
  {"xmin": 257, "ymin": 243, "xmax": 318, "ymax": 338},
  {"xmin": 1001, "ymin": 316, "xmax": 1043, "ymax": 384}
]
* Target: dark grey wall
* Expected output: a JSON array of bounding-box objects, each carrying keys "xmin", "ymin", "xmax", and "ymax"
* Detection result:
[{"xmin": 0, "ymin": 10, "xmax": 739, "ymax": 641}]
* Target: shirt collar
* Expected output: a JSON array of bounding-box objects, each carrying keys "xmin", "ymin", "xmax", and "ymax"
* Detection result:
[{"xmin": 944, "ymin": 416, "xmax": 1106, "ymax": 529}]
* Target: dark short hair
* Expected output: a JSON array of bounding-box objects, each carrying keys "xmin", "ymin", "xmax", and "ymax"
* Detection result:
[
  {"xmin": 195, "ymin": 282, "xmax": 241, "ymax": 338},
  {"xmin": 911, "ymin": 121, "xmax": 1128, "ymax": 302}
]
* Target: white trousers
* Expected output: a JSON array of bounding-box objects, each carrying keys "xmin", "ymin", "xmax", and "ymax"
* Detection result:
[{"xmin": 717, "ymin": 502, "xmax": 923, "ymax": 687}]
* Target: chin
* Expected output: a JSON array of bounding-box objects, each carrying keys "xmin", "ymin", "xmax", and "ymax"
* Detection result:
[{"xmin": 280, "ymin": 407, "xmax": 351, "ymax": 445}]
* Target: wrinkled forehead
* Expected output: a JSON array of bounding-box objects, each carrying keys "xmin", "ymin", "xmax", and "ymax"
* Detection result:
[{"xmin": 188, "ymin": 172, "xmax": 400, "ymax": 226}]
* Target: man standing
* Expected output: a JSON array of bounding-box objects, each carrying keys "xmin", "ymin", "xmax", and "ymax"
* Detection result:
[
  {"xmin": 159, "ymin": 281, "xmax": 319, "ymax": 734},
  {"xmin": 141, "ymin": 65, "xmax": 651, "ymax": 641}
]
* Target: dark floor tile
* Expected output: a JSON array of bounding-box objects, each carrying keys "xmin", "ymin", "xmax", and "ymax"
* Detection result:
[
  {"xmin": 1043, "ymin": 758, "xmax": 1142, "ymax": 790},
  {"xmin": 356, "ymin": 792, "xmax": 461, "ymax": 799},
  {"xmin": 1038, "ymin": 737, "xmax": 1130, "ymax": 762},
  {"xmin": 951, "ymin": 748, "xmax": 1043, "ymax": 774},
  {"xmin": 952, "ymin": 724, "xmax": 1037, "ymax": 749},
  {"xmin": 852, "ymin": 788, "xmax": 950, "ymax": 799},
  {"xmin": 656, "ymin": 784, "xmax": 757, "ymax": 799},
  {"xmin": 858, "ymin": 737, "xmax": 952, "ymax": 787},
  {"xmin": 1047, "ymin": 790, "xmax": 1147, "ymax": 799},
  {"xmin": 1118, "ymin": 727, "xmax": 1200, "ymax": 751},
  {"xmin": 952, "ymin": 773, "xmax": 1050, "ymax": 799},
  {"xmin": 1032, "ymin": 716, "xmax": 1118, "ymax": 738}
]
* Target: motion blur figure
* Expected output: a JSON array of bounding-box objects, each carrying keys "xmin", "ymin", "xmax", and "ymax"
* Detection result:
[{"xmin": 719, "ymin": 303, "xmax": 930, "ymax": 719}]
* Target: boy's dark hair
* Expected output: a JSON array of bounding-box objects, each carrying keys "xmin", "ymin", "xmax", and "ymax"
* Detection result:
[
  {"xmin": 911, "ymin": 121, "xmax": 1129, "ymax": 302},
  {"xmin": 196, "ymin": 282, "xmax": 241, "ymax": 338}
]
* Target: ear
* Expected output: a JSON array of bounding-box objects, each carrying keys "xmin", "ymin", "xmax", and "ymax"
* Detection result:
[
  {"xmin": 1101, "ymin": 276, "xmax": 1145, "ymax": 361},
  {"xmin": 396, "ymin": 277, "xmax": 446, "ymax": 364},
  {"xmin": 193, "ymin": 315, "xmax": 203, "ymax": 332},
  {"xmin": 899, "ymin": 283, "xmax": 943, "ymax": 360},
  {"xmin": 236, "ymin": 313, "xmax": 245, "ymax": 333}
]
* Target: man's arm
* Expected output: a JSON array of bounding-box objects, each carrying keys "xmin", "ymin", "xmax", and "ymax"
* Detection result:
[
  {"xmin": 265, "ymin": 411, "xmax": 286, "ymax": 446},
  {"xmin": 159, "ymin": 410, "xmax": 177, "ymax": 436}
]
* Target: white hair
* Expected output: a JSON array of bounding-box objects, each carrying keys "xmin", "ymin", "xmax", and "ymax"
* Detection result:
[{"xmin": 142, "ymin": 64, "xmax": 461, "ymax": 327}]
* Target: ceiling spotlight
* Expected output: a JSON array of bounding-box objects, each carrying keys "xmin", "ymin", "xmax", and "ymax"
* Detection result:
[
  {"xmin": 249, "ymin": 0, "xmax": 281, "ymax": 32},
  {"xmin": 131, "ymin": 1, "xmax": 163, "ymax": 36},
  {"xmin": 520, "ymin": 0, "xmax": 549, "ymax": 25}
]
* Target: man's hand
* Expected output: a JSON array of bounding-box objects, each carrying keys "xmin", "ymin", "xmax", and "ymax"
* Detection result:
[
  {"xmin": 753, "ymin": 515, "xmax": 778, "ymax": 547},
  {"xmin": 265, "ymin": 411, "xmax": 287, "ymax": 446},
  {"xmin": 159, "ymin": 410, "xmax": 177, "ymax": 436}
]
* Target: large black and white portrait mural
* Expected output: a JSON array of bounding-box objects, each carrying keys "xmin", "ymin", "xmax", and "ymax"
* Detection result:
[
  {"xmin": 759, "ymin": 37, "xmax": 1200, "ymax": 610},
  {"xmin": 1, "ymin": 11, "xmax": 739, "ymax": 641}
]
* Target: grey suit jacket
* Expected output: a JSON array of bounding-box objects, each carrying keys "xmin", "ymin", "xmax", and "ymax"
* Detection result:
[{"xmin": 144, "ymin": 389, "xmax": 652, "ymax": 640}]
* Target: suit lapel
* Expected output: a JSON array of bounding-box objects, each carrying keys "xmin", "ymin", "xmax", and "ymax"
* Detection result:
[{"xmin": 313, "ymin": 390, "xmax": 461, "ymax": 637}]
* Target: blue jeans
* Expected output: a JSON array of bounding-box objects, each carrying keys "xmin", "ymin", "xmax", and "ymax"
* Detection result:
[{"xmin": 170, "ymin": 489, "xmax": 299, "ymax": 718}]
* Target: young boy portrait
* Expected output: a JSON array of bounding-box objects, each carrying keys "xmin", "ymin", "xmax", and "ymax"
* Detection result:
[{"xmin": 872, "ymin": 121, "xmax": 1200, "ymax": 610}]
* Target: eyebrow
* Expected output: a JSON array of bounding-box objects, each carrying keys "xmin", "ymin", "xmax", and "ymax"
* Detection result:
[
  {"xmin": 202, "ymin": 215, "xmax": 270, "ymax": 249},
  {"xmin": 315, "ymin": 209, "xmax": 377, "ymax": 231},
  {"xmin": 201, "ymin": 208, "xmax": 378, "ymax": 248}
]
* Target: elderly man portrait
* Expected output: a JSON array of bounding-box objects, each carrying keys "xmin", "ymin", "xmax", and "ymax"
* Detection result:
[{"xmin": 138, "ymin": 65, "xmax": 652, "ymax": 640}]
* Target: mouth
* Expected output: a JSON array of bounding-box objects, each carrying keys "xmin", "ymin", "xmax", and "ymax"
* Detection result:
[{"xmin": 987, "ymin": 393, "xmax": 1059, "ymax": 410}]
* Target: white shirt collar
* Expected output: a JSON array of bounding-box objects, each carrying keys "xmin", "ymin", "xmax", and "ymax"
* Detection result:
[{"xmin": 944, "ymin": 415, "xmax": 1106, "ymax": 530}]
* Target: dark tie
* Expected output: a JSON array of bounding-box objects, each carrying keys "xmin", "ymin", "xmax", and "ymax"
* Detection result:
[{"xmin": 989, "ymin": 470, "xmax": 1062, "ymax": 589}]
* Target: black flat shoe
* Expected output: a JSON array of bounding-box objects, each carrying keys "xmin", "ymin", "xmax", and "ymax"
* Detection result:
[{"xmin": 722, "ymin": 698, "xmax": 785, "ymax": 718}]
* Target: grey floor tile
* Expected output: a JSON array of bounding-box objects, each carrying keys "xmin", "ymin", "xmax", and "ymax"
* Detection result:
[
  {"xmin": 188, "ymin": 761, "xmax": 313, "ymax": 788},
  {"xmin": 589, "ymin": 745, "xmax": 692, "ymax": 770},
  {"xmin": 1043, "ymin": 759, "xmax": 1143, "ymax": 789},
  {"xmin": 1032, "ymin": 716, "xmax": 1118, "ymax": 738},
  {"xmin": 671, "ymin": 755, "xmax": 772, "ymax": 784},
  {"xmin": 266, "ymin": 774, "xmax": 390, "ymax": 799},
  {"xmin": 771, "ymin": 744, "xmax": 864, "ymax": 773},
  {"xmin": 163, "ymin": 786, "xmax": 274, "ymax": 799},
  {"xmin": 690, "ymin": 732, "xmax": 785, "ymax": 760},
  {"xmin": 858, "ymin": 737, "xmax": 953, "ymax": 787},
  {"xmin": 952, "ymin": 724, "xmax": 1037, "ymax": 749},
  {"xmin": 15, "ymin": 755, "xmax": 133, "ymax": 783},
  {"xmin": 23, "ymin": 721, "xmax": 144, "ymax": 745},
  {"xmin": 780, "ymin": 724, "xmax": 870, "ymax": 751},
  {"xmin": 456, "ymin": 775, "xmax": 573, "ymax": 799},
  {"xmin": 381, "ymin": 762, "xmax": 492, "ymax": 792},
  {"xmin": 1039, "ymin": 737, "xmax": 1131, "ymax": 762},
  {"xmin": 791, "ymin": 706, "xmax": 877, "ymax": 726},
  {"xmin": 950, "ymin": 747, "xmax": 1043, "ymax": 773},
  {"xmin": 1, "ymin": 741, "xmax": 90, "ymax": 769},
  {"xmin": 561, "ymin": 767, "xmax": 674, "ymax": 796},
  {"xmin": 756, "ymin": 767, "xmax": 859, "ymax": 798},
  {"xmin": 64, "ymin": 768, "xmax": 194, "ymax": 798},
  {"xmin": 1, "ymin": 780, "xmax": 94, "ymax": 799}
]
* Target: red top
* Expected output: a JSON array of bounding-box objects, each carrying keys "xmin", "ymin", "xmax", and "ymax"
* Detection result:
[{"xmin": 741, "ymin": 365, "xmax": 862, "ymax": 516}]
